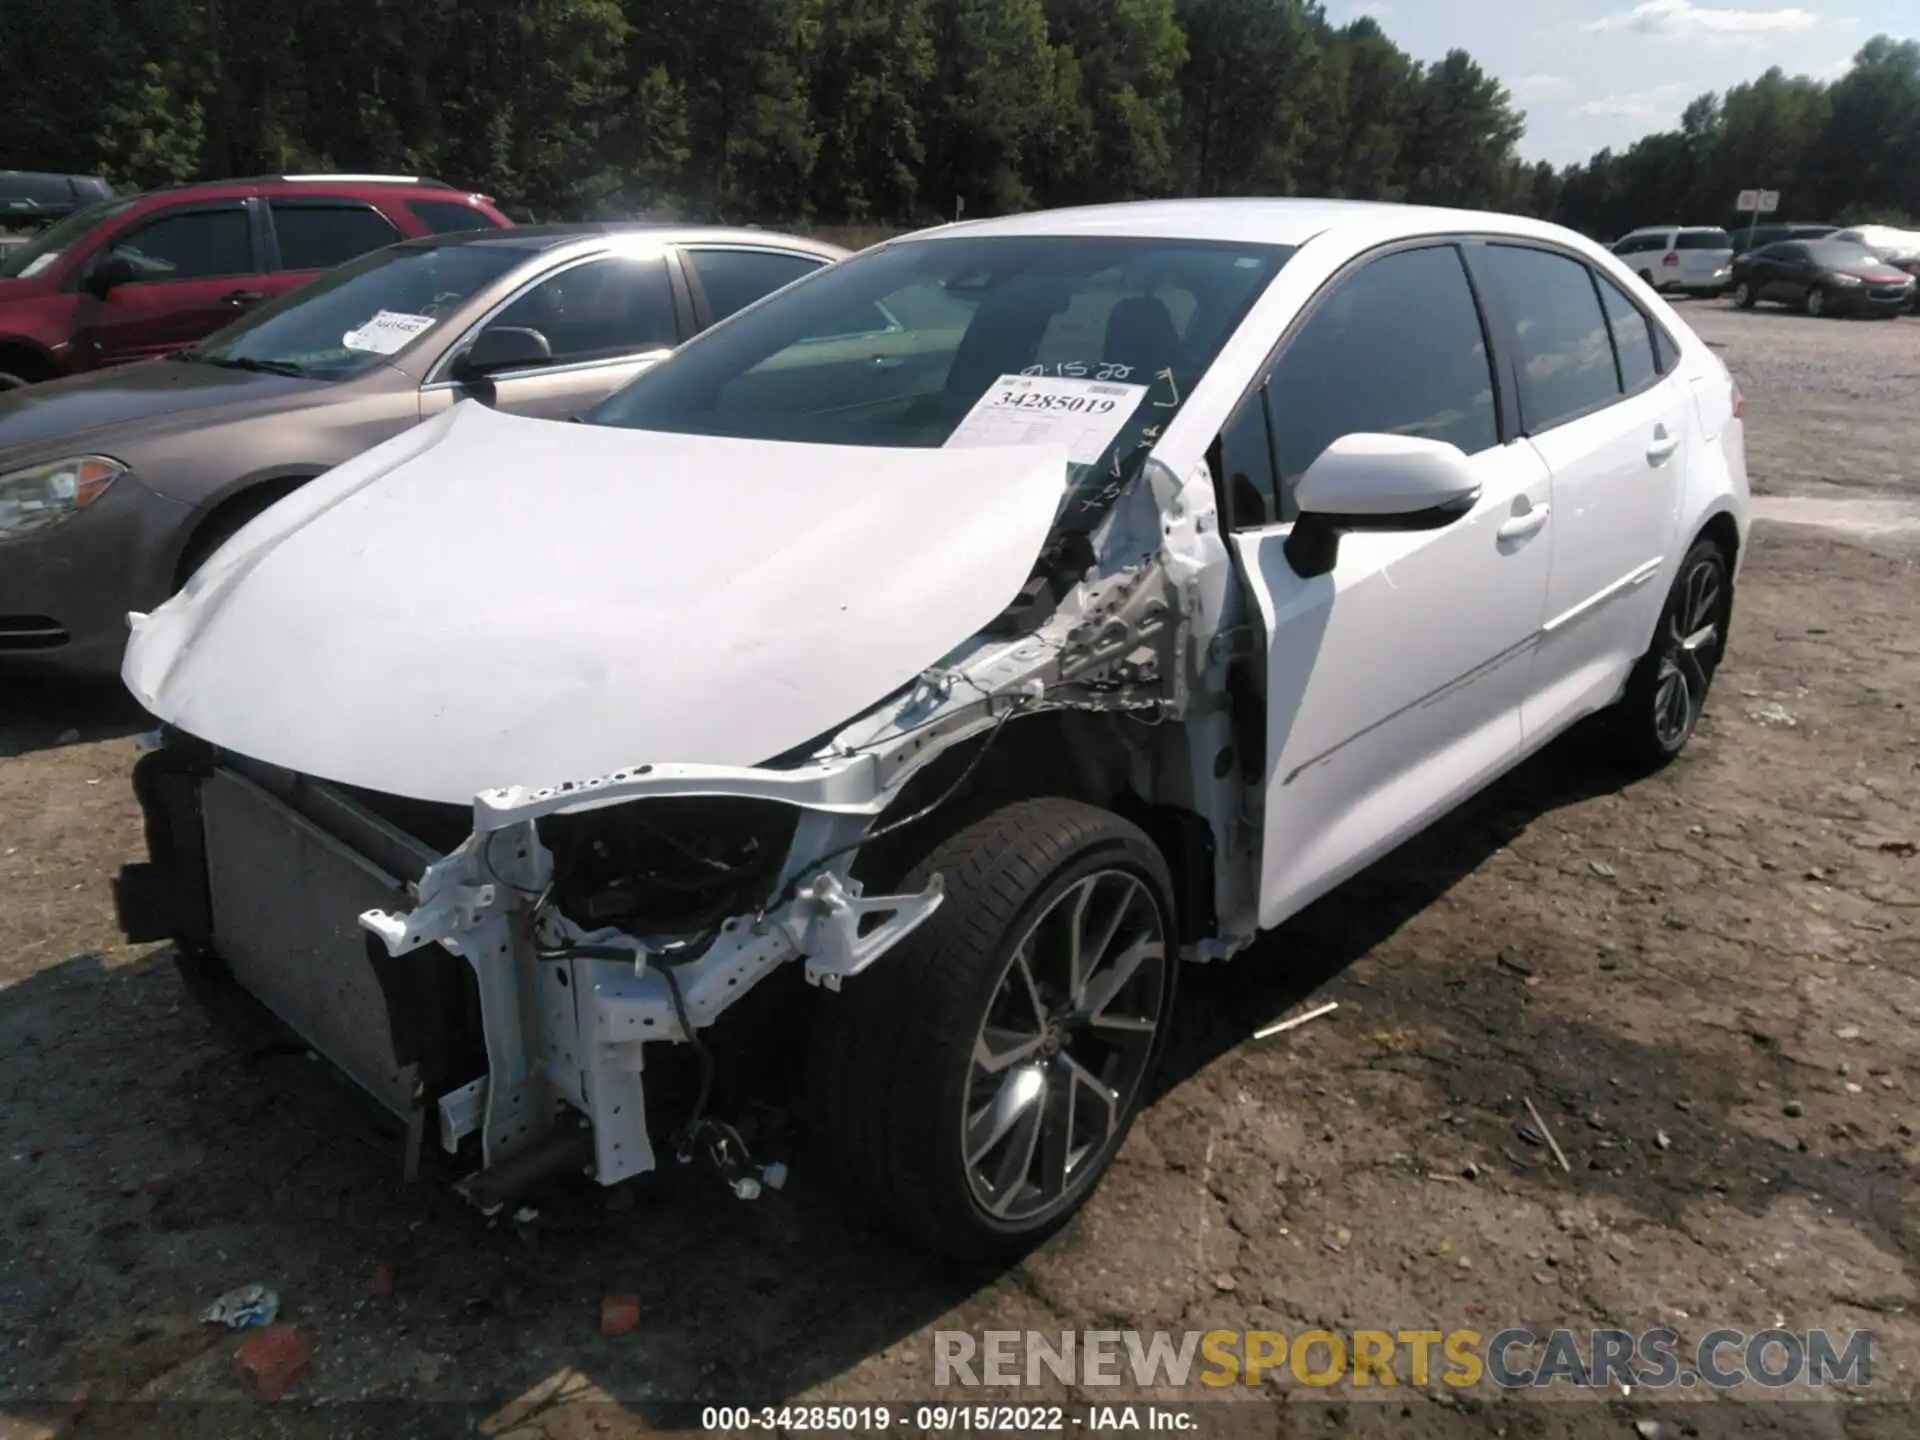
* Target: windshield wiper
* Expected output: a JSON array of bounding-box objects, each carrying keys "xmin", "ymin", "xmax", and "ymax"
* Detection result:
[{"xmin": 185, "ymin": 354, "xmax": 308, "ymax": 378}]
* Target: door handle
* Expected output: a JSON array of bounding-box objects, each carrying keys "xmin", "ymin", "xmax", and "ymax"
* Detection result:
[
  {"xmin": 870, "ymin": 354, "xmax": 905, "ymax": 370},
  {"xmin": 220, "ymin": 289, "xmax": 263, "ymax": 307},
  {"xmin": 1497, "ymin": 504, "xmax": 1550, "ymax": 542},
  {"xmin": 1646, "ymin": 425, "xmax": 1680, "ymax": 464}
]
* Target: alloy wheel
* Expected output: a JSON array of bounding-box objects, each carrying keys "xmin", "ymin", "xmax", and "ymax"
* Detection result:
[
  {"xmin": 1806, "ymin": 287, "xmax": 1826, "ymax": 318},
  {"xmin": 962, "ymin": 869, "xmax": 1167, "ymax": 1224},
  {"xmin": 1652, "ymin": 555, "xmax": 1724, "ymax": 750}
]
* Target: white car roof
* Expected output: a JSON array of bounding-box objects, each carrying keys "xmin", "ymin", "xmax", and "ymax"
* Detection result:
[{"xmin": 892, "ymin": 197, "xmax": 1589, "ymax": 252}]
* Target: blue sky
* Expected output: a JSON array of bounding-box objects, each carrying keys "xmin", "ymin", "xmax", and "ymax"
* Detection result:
[{"xmin": 1322, "ymin": 0, "xmax": 1920, "ymax": 165}]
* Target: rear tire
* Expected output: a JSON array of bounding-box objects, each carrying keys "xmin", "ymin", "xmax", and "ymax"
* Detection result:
[
  {"xmin": 807, "ymin": 798, "xmax": 1176, "ymax": 1261},
  {"xmin": 1613, "ymin": 540, "xmax": 1732, "ymax": 772}
]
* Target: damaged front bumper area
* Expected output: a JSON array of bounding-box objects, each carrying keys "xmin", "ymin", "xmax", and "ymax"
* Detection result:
[
  {"xmin": 115, "ymin": 736, "xmax": 951, "ymax": 1202},
  {"xmin": 356, "ymin": 755, "xmax": 951, "ymax": 1195}
]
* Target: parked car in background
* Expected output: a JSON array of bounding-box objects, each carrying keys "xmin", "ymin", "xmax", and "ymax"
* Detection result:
[
  {"xmin": 1831, "ymin": 225, "xmax": 1920, "ymax": 308},
  {"xmin": 1729, "ymin": 238, "xmax": 1917, "ymax": 317},
  {"xmin": 0, "ymin": 223, "xmax": 843, "ymax": 673},
  {"xmin": 1611, "ymin": 225, "xmax": 1733, "ymax": 297},
  {"xmin": 0, "ymin": 170, "xmax": 114, "ymax": 229},
  {"xmin": 1729, "ymin": 221, "xmax": 1836, "ymax": 255},
  {"xmin": 114, "ymin": 198, "xmax": 1748, "ymax": 1257},
  {"xmin": 0, "ymin": 174, "xmax": 511, "ymax": 390}
]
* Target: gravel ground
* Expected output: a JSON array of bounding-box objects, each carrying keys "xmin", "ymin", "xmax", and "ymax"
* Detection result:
[{"xmin": 0, "ymin": 304, "xmax": 1915, "ymax": 1439}]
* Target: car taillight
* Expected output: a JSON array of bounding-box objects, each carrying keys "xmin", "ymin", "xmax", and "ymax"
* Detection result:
[
  {"xmin": 1662, "ymin": 253, "xmax": 1679, "ymax": 266},
  {"xmin": 1730, "ymin": 383, "xmax": 1745, "ymax": 420}
]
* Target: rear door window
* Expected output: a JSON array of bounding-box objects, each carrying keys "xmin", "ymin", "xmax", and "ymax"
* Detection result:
[
  {"xmin": 408, "ymin": 199, "xmax": 499, "ymax": 235},
  {"xmin": 269, "ymin": 202, "xmax": 402, "ymax": 271},
  {"xmin": 1595, "ymin": 275, "xmax": 1658, "ymax": 395},
  {"xmin": 104, "ymin": 206, "xmax": 253, "ymax": 282},
  {"xmin": 1676, "ymin": 230, "xmax": 1731, "ymax": 250},
  {"xmin": 684, "ymin": 248, "xmax": 826, "ymax": 324},
  {"xmin": 1266, "ymin": 243, "xmax": 1498, "ymax": 487},
  {"xmin": 1475, "ymin": 245, "xmax": 1621, "ymax": 433},
  {"xmin": 490, "ymin": 255, "xmax": 682, "ymax": 364}
]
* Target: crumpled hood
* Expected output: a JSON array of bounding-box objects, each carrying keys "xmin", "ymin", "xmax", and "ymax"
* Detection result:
[{"xmin": 124, "ymin": 402, "xmax": 1069, "ymax": 804}]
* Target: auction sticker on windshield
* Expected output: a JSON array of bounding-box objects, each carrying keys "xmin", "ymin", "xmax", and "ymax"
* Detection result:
[
  {"xmin": 343, "ymin": 310, "xmax": 436, "ymax": 355},
  {"xmin": 945, "ymin": 374, "xmax": 1148, "ymax": 466}
]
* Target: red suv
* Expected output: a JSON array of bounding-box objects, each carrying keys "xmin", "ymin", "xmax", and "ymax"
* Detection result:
[{"xmin": 0, "ymin": 174, "xmax": 510, "ymax": 388}]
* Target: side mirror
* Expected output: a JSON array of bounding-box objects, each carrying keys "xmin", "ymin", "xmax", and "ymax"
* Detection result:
[
  {"xmin": 1283, "ymin": 433, "xmax": 1481, "ymax": 579},
  {"xmin": 451, "ymin": 325, "xmax": 552, "ymax": 382},
  {"xmin": 84, "ymin": 255, "xmax": 137, "ymax": 298}
]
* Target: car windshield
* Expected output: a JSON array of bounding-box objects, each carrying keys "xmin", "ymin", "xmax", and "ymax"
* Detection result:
[
  {"xmin": 0, "ymin": 198, "xmax": 133, "ymax": 280},
  {"xmin": 584, "ymin": 234, "xmax": 1292, "ymax": 532},
  {"xmin": 178, "ymin": 241, "xmax": 530, "ymax": 381},
  {"xmin": 1804, "ymin": 241, "xmax": 1883, "ymax": 268}
]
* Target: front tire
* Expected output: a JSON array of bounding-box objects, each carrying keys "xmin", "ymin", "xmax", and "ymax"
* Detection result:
[
  {"xmin": 1614, "ymin": 540, "xmax": 1732, "ymax": 770},
  {"xmin": 1804, "ymin": 286, "xmax": 1827, "ymax": 318},
  {"xmin": 807, "ymin": 798, "xmax": 1176, "ymax": 1261},
  {"xmin": 1733, "ymin": 280, "xmax": 1757, "ymax": 309}
]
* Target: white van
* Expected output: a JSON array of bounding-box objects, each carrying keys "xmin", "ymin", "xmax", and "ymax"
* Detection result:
[{"xmin": 1612, "ymin": 226, "xmax": 1734, "ymax": 297}]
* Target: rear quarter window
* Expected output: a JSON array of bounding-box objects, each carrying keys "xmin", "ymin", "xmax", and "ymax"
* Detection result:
[{"xmin": 407, "ymin": 199, "xmax": 500, "ymax": 235}]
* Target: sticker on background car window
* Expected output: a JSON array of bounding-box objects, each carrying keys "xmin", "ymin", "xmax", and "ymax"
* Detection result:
[
  {"xmin": 342, "ymin": 310, "xmax": 436, "ymax": 355},
  {"xmin": 944, "ymin": 374, "xmax": 1148, "ymax": 466}
]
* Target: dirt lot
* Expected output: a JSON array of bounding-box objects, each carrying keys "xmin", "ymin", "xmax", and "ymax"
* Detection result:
[{"xmin": 1, "ymin": 303, "xmax": 1916, "ymax": 1439}]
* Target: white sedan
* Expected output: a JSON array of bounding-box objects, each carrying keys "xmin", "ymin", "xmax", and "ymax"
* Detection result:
[{"xmin": 116, "ymin": 198, "xmax": 1748, "ymax": 1257}]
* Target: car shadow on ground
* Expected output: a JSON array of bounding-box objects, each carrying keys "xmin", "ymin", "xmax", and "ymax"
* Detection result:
[
  {"xmin": 0, "ymin": 675, "xmax": 148, "ymax": 759},
  {"xmin": 6, "ymin": 716, "xmax": 1908, "ymax": 1431}
]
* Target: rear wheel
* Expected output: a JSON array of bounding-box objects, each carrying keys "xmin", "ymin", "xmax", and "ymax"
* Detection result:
[
  {"xmin": 1614, "ymin": 540, "xmax": 1732, "ymax": 771},
  {"xmin": 807, "ymin": 798, "xmax": 1176, "ymax": 1260}
]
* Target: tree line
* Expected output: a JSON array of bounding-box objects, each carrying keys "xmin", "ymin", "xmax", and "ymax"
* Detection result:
[{"xmin": 3, "ymin": 0, "xmax": 1915, "ymax": 239}]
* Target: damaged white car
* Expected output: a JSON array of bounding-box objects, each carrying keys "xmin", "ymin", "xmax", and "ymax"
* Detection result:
[{"xmin": 114, "ymin": 200, "xmax": 1749, "ymax": 1258}]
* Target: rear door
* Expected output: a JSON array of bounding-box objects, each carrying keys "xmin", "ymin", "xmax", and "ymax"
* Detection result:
[
  {"xmin": 423, "ymin": 250, "xmax": 691, "ymax": 422},
  {"xmin": 1758, "ymin": 243, "xmax": 1809, "ymax": 303},
  {"xmin": 1466, "ymin": 244, "xmax": 1688, "ymax": 742},
  {"xmin": 263, "ymin": 197, "xmax": 405, "ymax": 306},
  {"xmin": 71, "ymin": 201, "xmax": 261, "ymax": 364},
  {"xmin": 1229, "ymin": 241, "xmax": 1553, "ymax": 927}
]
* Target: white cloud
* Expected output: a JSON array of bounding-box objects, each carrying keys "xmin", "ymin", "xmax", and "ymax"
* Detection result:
[
  {"xmin": 1576, "ymin": 95, "xmax": 1664, "ymax": 118},
  {"xmin": 1573, "ymin": 82, "xmax": 1690, "ymax": 119},
  {"xmin": 1513, "ymin": 73, "xmax": 1575, "ymax": 99},
  {"xmin": 1584, "ymin": 0, "xmax": 1821, "ymax": 41}
]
